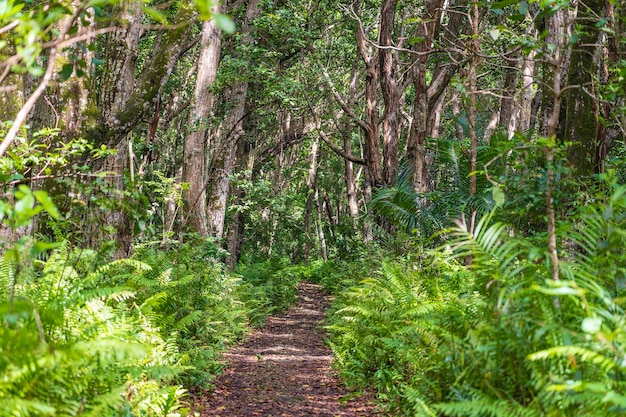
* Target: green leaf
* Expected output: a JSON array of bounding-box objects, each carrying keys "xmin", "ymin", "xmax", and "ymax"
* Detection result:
[
  {"xmin": 142, "ymin": 6, "xmax": 168, "ymax": 24},
  {"xmin": 214, "ymin": 13, "xmax": 235, "ymax": 34},
  {"xmin": 492, "ymin": 187, "xmax": 505, "ymax": 207},
  {"xmin": 59, "ymin": 63, "xmax": 73, "ymax": 81},
  {"xmin": 518, "ymin": 1, "xmax": 529, "ymax": 14},
  {"xmin": 87, "ymin": 0, "xmax": 111, "ymax": 7},
  {"xmin": 14, "ymin": 193, "xmax": 35, "ymax": 214},
  {"xmin": 407, "ymin": 36, "xmax": 425, "ymax": 45},
  {"xmin": 7, "ymin": 173, "xmax": 24, "ymax": 182},
  {"xmin": 532, "ymin": 284, "xmax": 583, "ymax": 296},
  {"xmin": 581, "ymin": 317, "xmax": 602, "ymax": 333},
  {"xmin": 32, "ymin": 241, "xmax": 62, "ymax": 256},
  {"xmin": 488, "ymin": 29, "xmax": 501, "ymax": 41},
  {"xmin": 33, "ymin": 190, "xmax": 59, "ymax": 220},
  {"xmin": 194, "ymin": 0, "xmax": 212, "ymax": 19},
  {"xmin": 603, "ymin": 391, "xmax": 626, "ymax": 407},
  {"xmin": 491, "ymin": 0, "xmax": 517, "ymax": 9}
]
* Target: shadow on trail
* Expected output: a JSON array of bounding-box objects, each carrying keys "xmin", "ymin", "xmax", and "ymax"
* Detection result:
[{"xmin": 192, "ymin": 281, "xmax": 380, "ymax": 417}]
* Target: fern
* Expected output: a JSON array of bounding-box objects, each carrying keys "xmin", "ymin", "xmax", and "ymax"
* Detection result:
[{"xmin": 437, "ymin": 398, "xmax": 542, "ymax": 417}]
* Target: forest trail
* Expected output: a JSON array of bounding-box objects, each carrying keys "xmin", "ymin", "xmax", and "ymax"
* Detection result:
[{"xmin": 192, "ymin": 281, "xmax": 380, "ymax": 416}]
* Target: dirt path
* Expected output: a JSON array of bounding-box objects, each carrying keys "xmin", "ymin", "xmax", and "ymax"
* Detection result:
[{"xmin": 192, "ymin": 281, "xmax": 380, "ymax": 417}]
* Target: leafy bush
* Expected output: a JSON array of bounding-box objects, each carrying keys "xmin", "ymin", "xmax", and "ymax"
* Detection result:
[
  {"xmin": 324, "ymin": 177, "xmax": 626, "ymax": 416},
  {"xmin": 0, "ymin": 241, "xmax": 188, "ymax": 417},
  {"xmin": 235, "ymin": 258, "xmax": 302, "ymax": 325},
  {"xmin": 0, "ymin": 188, "xmax": 304, "ymax": 414}
]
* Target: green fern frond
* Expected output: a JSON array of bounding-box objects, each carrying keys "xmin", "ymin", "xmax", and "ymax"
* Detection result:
[
  {"xmin": 404, "ymin": 385, "xmax": 437, "ymax": 417},
  {"xmin": 85, "ymin": 258, "xmax": 151, "ymax": 285},
  {"xmin": 0, "ymin": 399, "xmax": 57, "ymax": 417},
  {"xmin": 529, "ymin": 346, "xmax": 616, "ymax": 372},
  {"xmin": 81, "ymin": 386, "xmax": 126, "ymax": 417},
  {"xmin": 436, "ymin": 398, "xmax": 541, "ymax": 417},
  {"xmin": 172, "ymin": 310, "xmax": 204, "ymax": 332}
]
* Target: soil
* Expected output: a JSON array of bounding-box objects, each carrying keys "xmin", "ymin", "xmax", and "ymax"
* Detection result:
[{"xmin": 191, "ymin": 281, "xmax": 380, "ymax": 417}]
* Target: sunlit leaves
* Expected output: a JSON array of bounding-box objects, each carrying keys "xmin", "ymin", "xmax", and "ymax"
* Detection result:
[{"xmin": 213, "ymin": 13, "xmax": 235, "ymax": 34}]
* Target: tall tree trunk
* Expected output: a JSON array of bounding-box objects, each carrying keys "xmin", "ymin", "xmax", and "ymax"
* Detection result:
[
  {"xmin": 344, "ymin": 131, "xmax": 360, "ymax": 218},
  {"xmin": 207, "ymin": 0, "xmax": 260, "ymax": 240},
  {"xmin": 540, "ymin": 6, "xmax": 573, "ymax": 139},
  {"xmin": 354, "ymin": 0, "xmax": 382, "ymax": 189},
  {"xmin": 97, "ymin": 1, "xmax": 195, "ymax": 253},
  {"xmin": 379, "ymin": 0, "xmax": 399, "ymax": 185},
  {"xmin": 304, "ymin": 136, "xmax": 320, "ymax": 262},
  {"xmin": 499, "ymin": 58, "xmax": 519, "ymax": 138},
  {"xmin": 99, "ymin": 1, "xmax": 143, "ymax": 132},
  {"xmin": 407, "ymin": 0, "xmax": 447, "ymax": 192},
  {"xmin": 182, "ymin": 15, "xmax": 222, "ymax": 237},
  {"xmin": 517, "ymin": 47, "xmax": 538, "ymax": 134},
  {"xmin": 467, "ymin": 2, "xmax": 480, "ymax": 198},
  {"xmin": 542, "ymin": 7, "xmax": 570, "ymax": 281},
  {"xmin": 226, "ymin": 137, "xmax": 254, "ymax": 268},
  {"xmin": 98, "ymin": 1, "xmax": 143, "ymax": 257}
]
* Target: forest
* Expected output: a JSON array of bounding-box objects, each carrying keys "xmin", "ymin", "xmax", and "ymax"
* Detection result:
[{"xmin": 1, "ymin": 0, "xmax": 626, "ymax": 414}]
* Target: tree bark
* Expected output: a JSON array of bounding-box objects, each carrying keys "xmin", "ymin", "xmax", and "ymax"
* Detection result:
[
  {"xmin": 407, "ymin": 0, "xmax": 444, "ymax": 193},
  {"xmin": 543, "ymin": 8, "xmax": 570, "ymax": 281},
  {"xmin": 467, "ymin": 2, "xmax": 480, "ymax": 198},
  {"xmin": 379, "ymin": 0, "xmax": 400, "ymax": 185},
  {"xmin": 206, "ymin": 0, "xmax": 260, "ymax": 240},
  {"xmin": 344, "ymin": 131, "xmax": 360, "ymax": 218},
  {"xmin": 304, "ymin": 136, "xmax": 320, "ymax": 262},
  {"xmin": 226, "ymin": 137, "xmax": 253, "ymax": 268},
  {"xmin": 517, "ymin": 47, "xmax": 537, "ymax": 134},
  {"xmin": 499, "ymin": 58, "xmax": 518, "ymax": 138},
  {"xmin": 353, "ymin": 0, "xmax": 382, "ymax": 189},
  {"xmin": 182, "ymin": 15, "xmax": 222, "ymax": 237}
]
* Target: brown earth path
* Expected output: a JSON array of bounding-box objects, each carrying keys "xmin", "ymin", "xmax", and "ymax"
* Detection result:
[{"xmin": 191, "ymin": 281, "xmax": 380, "ymax": 417}]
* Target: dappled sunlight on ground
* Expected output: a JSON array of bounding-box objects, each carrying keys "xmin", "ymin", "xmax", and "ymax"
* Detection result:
[{"xmin": 192, "ymin": 281, "xmax": 380, "ymax": 416}]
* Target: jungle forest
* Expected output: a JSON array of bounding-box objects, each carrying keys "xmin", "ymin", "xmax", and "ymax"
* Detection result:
[{"xmin": 1, "ymin": 0, "xmax": 626, "ymax": 414}]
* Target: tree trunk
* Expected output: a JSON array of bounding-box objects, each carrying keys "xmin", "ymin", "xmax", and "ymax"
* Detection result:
[
  {"xmin": 354, "ymin": 0, "xmax": 382, "ymax": 189},
  {"xmin": 540, "ymin": 6, "xmax": 572, "ymax": 139},
  {"xmin": 543, "ymin": 7, "xmax": 570, "ymax": 281},
  {"xmin": 379, "ymin": 0, "xmax": 400, "ymax": 185},
  {"xmin": 99, "ymin": 1, "xmax": 143, "ymax": 132},
  {"xmin": 182, "ymin": 14, "xmax": 222, "ymax": 237},
  {"xmin": 226, "ymin": 135, "xmax": 254, "ymax": 267},
  {"xmin": 206, "ymin": 0, "xmax": 260, "ymax": 240},
  {"xmin": 304, "ymin": 136, "xmax": 320, "ymax": 262},
  {"xmin": 517, "ymin": 47, "xmax": 537, "ymax": 134},
  {"xmin": 344, "ymin": 131, "xmax": 360, "ymax": 218},
  {"xmin": 407, "ymin": 0, "xmax": 448, "ymax": 192},
  {"xmin": 97, "ymin": 1, "xmax": 143, "ymax": 257},
  {"xmin": 499, "ymin": 58, "xmax": 518, "ymax": 138},
  {"xmin": 467, "ymin": 2, "xmax": 480, "ymax": 198},
  {"xmin": 97, "ymin": 1, "xmax": 195, "ymax": 254}
]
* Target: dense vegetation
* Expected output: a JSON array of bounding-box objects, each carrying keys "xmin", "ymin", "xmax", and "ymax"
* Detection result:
[
  {"xmin": 323, "ymin": 176, "xmax": 626, "ymax": 416},
  {"xmin": 1, "ymin": 193, "xmax": 303, "ymax": 415},
  {"xmin": 1, "ymin": 0, "xmax": 626, "ymax": 414}
]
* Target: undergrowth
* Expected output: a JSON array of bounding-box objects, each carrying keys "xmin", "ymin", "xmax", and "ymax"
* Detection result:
[
  {"xmin": 0, "ymin": 187, "xmax": 303, "ymax": 416},
  {"xmin": 322, "ymin": 178, "xmax": 626, "ymax": 416}
]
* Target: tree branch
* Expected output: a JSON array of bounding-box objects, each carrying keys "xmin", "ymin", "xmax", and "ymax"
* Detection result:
[{"xmin": 308, "ymin": 102, "xmax": 365, "ymax": 164}]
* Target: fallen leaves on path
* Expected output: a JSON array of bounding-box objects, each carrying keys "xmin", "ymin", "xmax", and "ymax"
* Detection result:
[{"xmin": 191, "ymin": 281, "xmax": 380, "ymax": 417}]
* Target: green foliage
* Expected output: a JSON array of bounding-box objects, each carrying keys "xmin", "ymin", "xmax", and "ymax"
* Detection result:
[
  {"xmin": 127, "ymin": 242, "xmax": 304, "ymax": 386},
  {"xmin": 0, "ymin": 240, "xmax": 188, "ymax": 417},
  {"xmin": 0, "ymin": 189, "xmax": 304, "ymax": 414},
  {"xmin": 325, "ymin": 260, "xmax": 463, "ymax": 414},
  {"xmin": 235, "ymin": 258, "xmax": 302, "ymax": 325},
  {"xmin": 324, "ymin": 178, "xmax": 626, "ymax": 416},
  {"xmin": 129, "ymin": 241, "xmax": 250, "ymax": 386}
]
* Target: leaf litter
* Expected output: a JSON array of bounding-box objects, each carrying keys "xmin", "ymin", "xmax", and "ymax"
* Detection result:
[{"xmin": 191, "ymin": 281, "xmax": 381, "ymax": 416}]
